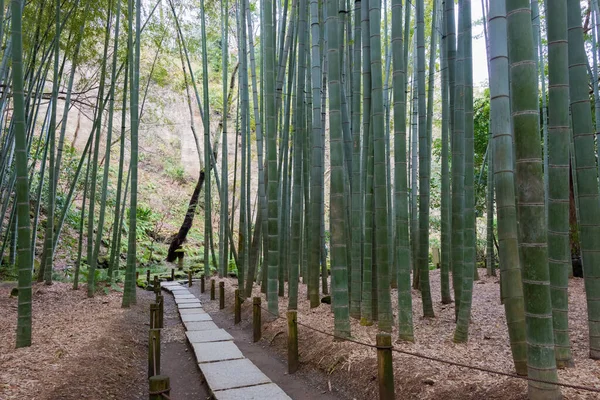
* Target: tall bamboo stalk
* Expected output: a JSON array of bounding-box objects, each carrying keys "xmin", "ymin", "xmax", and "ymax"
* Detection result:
[{"xmin": 507, "ymin": 0, "xmax": 560, "ymax": 395}]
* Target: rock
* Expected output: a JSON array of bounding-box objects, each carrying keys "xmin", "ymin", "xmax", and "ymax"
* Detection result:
[
  {"xmin": 422, "ymin": 378, "xmax": 435, "ymax": 386},
  {"xmin": 321, "ymin": 295, "xmax": 331, "ymax": 304}
]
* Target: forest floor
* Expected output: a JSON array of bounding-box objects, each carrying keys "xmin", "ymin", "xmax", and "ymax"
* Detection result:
[
  {"xmin": 207, "ymin": 269, "xmax": 600, "ymax": 400},
  {"xmin": 0, "ymin": 281, "xmax": 208, "ymax": 400}
]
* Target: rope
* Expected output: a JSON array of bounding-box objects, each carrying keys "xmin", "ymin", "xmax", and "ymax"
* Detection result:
[
  {"xmin": 149, "ymin": 388, "xmax": 171, "ymax": 399},
  {"xmin": 252, "ymin": 303, "xmax": 600, "ymax": 393}
]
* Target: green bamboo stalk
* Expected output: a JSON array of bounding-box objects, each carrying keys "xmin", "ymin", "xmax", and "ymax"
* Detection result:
[
  {"xmin": 567, "ymin": 0, "xmax": 600, "ymax": 361},
  {"xmin": 451, "ymin": 0, "xmax": 465, "ymax": 317},
  {"xmin": 416, "ymin": 0, "xmax": 434, "ymax": 317},
  {"xmin": 122, "ymin": 0, "xmax": 140, "ymax": 307},
  {"xmin": 360, "ymin": 0, "xmax": 374, "ymax": 327},
  {"xmin": 42, "ymin": 0, "xmax": 60, "ymax": 285},
  {"xmin": 220, "ymin": 0, "xmax": 230, "ymax": 280},
  {"xmin": 264, "ymin": 0, "xmax": 280, "ymax": 316},
  {"xmin": 487, "ymin": 0, "xmax": 527, "ymax": 375},
  {"xmin": 13, "ymin": 0, "xmax": 33, "ymax": 348},
  {"xmin": 507, "ymin": 0, "xmax": 560, "ymax": 395},
  {"xmin": 544, "ymin": 0, "xmax": 574, "ymax": 368},
  {"xmin": 393, "ymin": 0, "xmax": 414, "ymax": 340},
  {"xmin": 87, "ymin": 2, "xmax": 114, "ymax": 296},
  {"xmin": 350, "ymin": 0, "xmax": 362, "ymax": 319},
  {"xmin": 454, "ymin": 0, "xmax": 476, "ymax": 343},
  {"xmin": 327, "ymin": 0, "xmax": 351, "ymax": 337},
  {"xmin": 440, "ymin": 0, "xmax": 452, "ymax": 302},
  {"xmin": 108, "ymin": 56, "xmax": 129, "ymax": 282},
  {"xmin": 92, "ymin": 0, "xmax": 121, "ymax": 292}
]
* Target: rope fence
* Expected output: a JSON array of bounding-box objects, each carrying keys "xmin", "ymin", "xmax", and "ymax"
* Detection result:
[{"xmin": 226, "ymin": 292, "xmax": 600, "ymax": 396}]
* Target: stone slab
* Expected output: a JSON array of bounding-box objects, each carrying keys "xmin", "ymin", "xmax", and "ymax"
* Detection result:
[
  {"xmin": 182, "ymin": 313, "xmax": 212, "ymax": 322},
  {"xmin": 160, "ymin": 282, "xmax": 180, "ymax": 287},
  {"xmin": 169, "ymin": 287, "xmax": 189, "ymax": 292},
  {"xmin": 186, "ymin": 329, "xmax": 233, "ymax": 343},
  {"xmin": 179, "ymin": 308, "xmax": 206, "ymax": 315},
  {"xmin": 193, "ymin": 341, "xmax": 244, "ymax": 364},
  {"xmin": 184, "ymin": 321, "xmax": 219, "ymax": 331},
  {"xmin": 179, "ymin": 302, "xmax": 203, "ymax": 309},
  {"xmin": 173, "ymin": 293, "xmax": 196, "ymax": 299},
  {"xmin": 199, "ymin": 359, "xmax": 270, "ymax": 390},
  {"xmin": 175, "ymin": 298, "xmax": 201, "ymax": 304},
  {"xmin": 214, "ymin": 383, "xmax": 291, "ymax": 400}
]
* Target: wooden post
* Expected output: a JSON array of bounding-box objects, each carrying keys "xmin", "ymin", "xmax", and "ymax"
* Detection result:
[
  {"xmin": 210, "ymin": 279, "xmax": 216, "ymax": 300},
  {"xmin": 170, "ymin": 268, "xmax": 175, "ymax": 281},
  {"xmin": 234, "ymin": 289, "xmax": 241, "ymax": 324},
  {"xmin": 156, "ymin": 295, "xmax": 164, "ymax": 328},
  {"xmin": 153, "ymin": 276, "xmax": 159, "ymax": 295},
  {"xmin": 136, "ymin": 271, "xmax": 139, "ymax": 280},
  {"xmin": 287, "ymin": 310, "xmax": 299, "ymax": 373},
  {"xmin": 376, "ymin": 333, "xmax": 395, "ymax": 400},
  {"xmin": 150, "ymin": 303, "xmax": 158, "ymax": 329},
  {"xmin": 149, "ymin": 375, "xmax": 170, "ymax": 400},
  {"xmin": 253, "ymin": 297, "xmax": 261, "ymax": 342},
  {"xmin": 148, "ymin": 329, "xmax": 161, "ymax": 378},
  {"xmin": 188, "ymin": 270, "xmax": 192, "ymax": 287},
  {"xmin": 146, "ymin": 269, "xmax": 150, "ymax": 284},
  {"xmin": 219, "ymin": 281, "xmax": 225, "ymax": 309},
  {"xmin": 201, "ymin": 275, "xmax": 205, "ymax": 293}
]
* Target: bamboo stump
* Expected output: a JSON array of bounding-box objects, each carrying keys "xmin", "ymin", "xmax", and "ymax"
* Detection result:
[
  {"xmin": 253, "ymin": 297, "xmax": 261, "ymax": 342},
  {"xmin": 146, "ymin": 270, "xmax": 150, "ymax": 284},
  {"xmin": 287, "ymin": 310, "xmax": 299, "ymax": 374},
  {"xmin": 234, "ymin": 289, "xmax": 241, "ymax": 324},
  {"xmin": 219, "ymin": 282, "xmax": 225, "ymax": 310},
  {"xmin": 188, "ymin": 270, "xmax": 192, "ymax": 287},
  {"xmin": 210, "ymin": 279, "xmax": 216, "ymax": 300},
  {"xmin": 170, "ymin": 268, "xmax": 175, "ymax": 281},
  {"xmin": 376, "ymin": 333, "xmax": 395, "ymax": 400},
  {"xmin": 201, "ymin": 275, "xmax": 205, "ymax": 293}
]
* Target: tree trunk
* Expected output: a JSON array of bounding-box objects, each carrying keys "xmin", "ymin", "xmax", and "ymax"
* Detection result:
[{"xmin": 166, "ymin": 170, "xmax": 206, "ymax": 262}]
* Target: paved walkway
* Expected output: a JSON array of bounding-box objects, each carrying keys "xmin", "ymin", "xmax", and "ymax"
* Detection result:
[{"xmin": 161, "ymin": 281, "xmax": 292, "ymax": 400}]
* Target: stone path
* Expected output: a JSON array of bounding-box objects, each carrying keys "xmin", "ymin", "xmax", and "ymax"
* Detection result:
[{"xmin": 161, "ymin": 281, "xmax": 292, "ymax": 400}]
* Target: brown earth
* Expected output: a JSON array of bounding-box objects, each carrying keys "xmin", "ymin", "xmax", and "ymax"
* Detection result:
[
  {"xmin": 0, "ymin": 281, "xmax": 209, "ymax": 400},
  {"xmin": 201, "ymin": 269, "xmax": 600, "ymax": 400}
]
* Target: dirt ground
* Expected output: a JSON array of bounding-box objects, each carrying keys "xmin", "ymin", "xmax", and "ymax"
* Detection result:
[
  {"xmin": 190, "ymin": 284, "xmax": 350, "ymax": 400},
  {"xmin": 207, "ymin": 269, "xmax": 600, "ymax": 400},
  {"xmin": 0, "ymin": 281, "xmax": 208, "ymax": 400}
]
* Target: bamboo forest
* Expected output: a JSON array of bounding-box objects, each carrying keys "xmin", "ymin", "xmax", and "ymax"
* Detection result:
[{"xmin": 4, "ymin": 0, "xmax": 600, "ymax": 399}]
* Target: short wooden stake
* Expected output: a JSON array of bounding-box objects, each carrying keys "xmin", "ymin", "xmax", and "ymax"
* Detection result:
[
  {"xmin": 156, "ymin": 295, "xmax": 164, "ymax": 328},
  {"xmin": 201, "ymin": 275, "xmax": 205, "ymax": 293},
  {"xmin": 150, "ymin": 304, "xmax": 158, "ymax": 329},
  {"xmin": 376, "ymin": 333, "xmax": 395, "ymax": 400},
  {"xmin": 136, "ymin": 271, "xmax": 139, "ymax": 280},
  {"xmin": 234, "ymin": 289, "xmax": 241, "ymax": 324},
  {"xmin": 146, "ymin": 269, "xmax": 150, "ymax": 284},
  {"xmin": 188, "ymin": 270, "xmax": 192, "ymax": 287},
  {"xmin": 149, "ymin": 375, "xmax": 170, "ymax": 400},
  {"xmin": 253, "ymin": 297, "xmax": 261, "ymax": 342},
  {"xmin": 148, "ymin": 329, "xmax": 161, "ymax": 378},
  {"xmin": 287, "ymin": 310, "xmax": 299, "ymax": 374},
  {"xmin": 170, "ymin": 268, "xmax": 175, "ymax": 281},
  {"xmin": 153, "ymin": 276, "xmax": 160, "ymax": 295},
  {"xmin": 219, "ymin": 281, "xmax": 225, "ymax": 309},
  {"xmin": 210, "ymin": 279, "xmax": 216, "ymax": 300}
]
